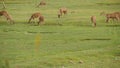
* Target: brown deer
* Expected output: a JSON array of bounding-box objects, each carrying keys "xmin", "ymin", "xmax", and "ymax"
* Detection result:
[
  {"xmin": 106, "ymin": 13, "xmax": 119, "ymax": 22},
  {"xmin": 59, "ymin": 7, "xmax": 67, "ymax": 16},
  {"xmin": 28, "ymin": 12, "xmax": 44, "ymax": 25},
  {"xmin": 57, "ymin": 7, "xmax": 67, "ymax": 18},
  {"xmin": 91, "ymin": 16, "xmax": 96, "ymax": 27},
  {"xmin": 100, "ymin": 11, "xmax": 119, "ymax": 23},
  {"xmin": 38, "ymin": 15, "xmax": 44, "ymax": 25},
  {"xmin": 0, "ymin": 10, "xmax": 14, "ymax": 24},
  {"xmin": 37, "ymin": 0, "xmax": 46, "ymax": 7}
]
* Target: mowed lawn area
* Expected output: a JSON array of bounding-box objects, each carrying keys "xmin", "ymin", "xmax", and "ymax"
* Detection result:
[{"xmin": 0, "ymin": 0, "xmax": 120, "ymax": 68}]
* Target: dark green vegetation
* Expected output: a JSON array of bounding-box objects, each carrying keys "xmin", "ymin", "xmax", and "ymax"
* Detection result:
[{"xmin": 0, "ymin": 0, "xmax": 120, "ymax": 68}]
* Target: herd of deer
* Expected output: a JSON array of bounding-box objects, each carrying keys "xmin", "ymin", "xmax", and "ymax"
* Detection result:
[{"xmin": 0, "ymin": 0, "xmax": 120, "ymax": 26}]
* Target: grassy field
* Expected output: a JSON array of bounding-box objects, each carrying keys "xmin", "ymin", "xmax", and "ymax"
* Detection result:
[{"xmin": 0, "ymin": 0, "xmax": 120, "ymax": 68}]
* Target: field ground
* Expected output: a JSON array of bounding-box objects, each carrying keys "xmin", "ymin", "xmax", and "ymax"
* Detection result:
[{"xmin": 0, "ymin": 0, "xmax": 120, "ymax": 68}]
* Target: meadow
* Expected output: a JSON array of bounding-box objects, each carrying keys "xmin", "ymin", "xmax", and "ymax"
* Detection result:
[{"xmin": 0, "ymin": 0, "xmax": 120, "ymax": 68}]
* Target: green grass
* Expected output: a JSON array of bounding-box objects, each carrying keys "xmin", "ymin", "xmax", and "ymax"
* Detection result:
[{"xmin": 0, "ymin": 0, "xmax": 120, "ymax": 68}]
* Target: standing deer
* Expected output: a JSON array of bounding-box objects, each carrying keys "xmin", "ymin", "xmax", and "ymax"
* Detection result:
[
  {"xmin": 37, "ymin": 0, "xmax": 46, "ymax": 7},
  {"xmin": 57, "ymin": 7, "xmax": 67, "ymax": 18},
  {"xmin": 100, "ymin": 11, "xmax": 119, "ymax": 23},
  {"xmin": 91, "ymin": 16, "xmax": 96, "ymax": 27},
  {"xmin": 59, "ymin": 7, "xmax": 67, "ymax": 16},
  {"xmin": 28, "ymin": 12, "xmax": 44, "ymax": 25},
  {"xmin": 0, "ymin": 10, "xmax": 14, "ymax": 24},
  {"xmin": 106, "ymin": 13, "xmax": 119, "ymax": 22}
]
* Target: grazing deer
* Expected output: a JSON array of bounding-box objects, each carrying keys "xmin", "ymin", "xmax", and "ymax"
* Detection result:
[
  {"xmin": 91, "ymin": 16, "xmax": 96, "ymax": 27},
  {"xmin": 28, "ymin": 12, "xmax": 44, "ymax": 25},
  {"xmin": 0, "ymin": 10, "xmax": 14, "ymax": 24},
  {"xmin": 28, "ymin": 12, "xmax": 41, "ymax": 23},
  {"xmin": 37, "ymin": 0, "xmax": 46, "ymax": 7},
  {"xmin": 38, "ymin": 15, "xmax": 44, "ymax": 25},
  {"xmin": 100, "ymin": 11, "xmax": 119, "ymax": 23},
  {"xmin": 59, "ymin": 7, "xmax": 67, "ymax": 16}
]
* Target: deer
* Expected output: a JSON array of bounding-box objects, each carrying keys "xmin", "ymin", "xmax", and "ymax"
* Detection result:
[
  {"xmin": 28, "ymin": 12, "xmax": 44, "ymax": 25},
  {"xmin": 100, "ymin": 11, "xmax": 119, "ymax": 23},
  {"xmin": 37, "ymin": 0, "xmax": 46, "ymax": 7},
  {"xmin": 59, "ymin": 7, "xmax": 67, "ymax": 16},
  {"xmin": 38, "ymin": 15, "xmax": 44, "ymax": 25},
  {"xmin": 57, "ymin": 7, "xmax": 67, "ymax": 18},
  {"xmin": 0, "ymin": 10, "xmax": 14, "ymax": 24},
  {"xmin": 91, "ymin": 16, "xmax": 96, "ymax": 27}
]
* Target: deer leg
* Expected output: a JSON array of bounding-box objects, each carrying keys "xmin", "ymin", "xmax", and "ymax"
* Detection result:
[
  {"xmin": 60, "ymin": 11, "xmax": 62, "ymax": 16},
  {"xmin": 106, "ymin": 17, "xmax": 109, "ymax": 23},
  {"xmin": 7, "ymin": 18, "xmax": 14, "ymax": 24},
  {"xmin": 28, "ymin": 17, "xmax": 33, "ymax": 24},
  {"xmin": 113, "ymin": 18, "xmax": 115, "ymax": 21},
  {"xmin": 5, "ymin": 18, "xmax": 11, "ymax": 24},
  {"xmin": 32, "ymin": 18, "xmax": 36, "ymax": 24},
  {"xmin": 3, "ymin": 14, "xmax": 10, "ymax": 24},
  {"xmin": 94, "ymin": 22, "xmax": 96, "ymax": 27},
  {"xmin": 7, "ymin": 19, "xmax": 12, "ymax": 24},
  {"xmin": 10, "ymin": 19, "xmax": 15, "ymax": 24},
  {"xmin": 116, "ymin": 16, "xmax": 119, "ymax": 21},
  {"xmin": 37, "ymin": 21, "xmax": 40, "ymax": 25},
  {"xmin": 6, "ymin": 19, "xmax": 10, "ymax": 24},
  {"xmin": 58, "ymin": 14, "xmax": 61, "ymax": 18}
]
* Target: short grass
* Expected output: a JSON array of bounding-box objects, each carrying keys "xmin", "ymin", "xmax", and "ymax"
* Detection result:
[{"xmin": 0, "ymin": 0, "xmax": 120, "ymax": 68}]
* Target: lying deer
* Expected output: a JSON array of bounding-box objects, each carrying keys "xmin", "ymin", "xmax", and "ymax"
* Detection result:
[{"xmin": 0, "ymin": 10, "xmax": 14, "ymax": 24}]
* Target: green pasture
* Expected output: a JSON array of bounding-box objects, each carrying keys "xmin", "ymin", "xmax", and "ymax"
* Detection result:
[{"xmin": 0, "ymin": 0, "xmax": 120, "ymax": 68}]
